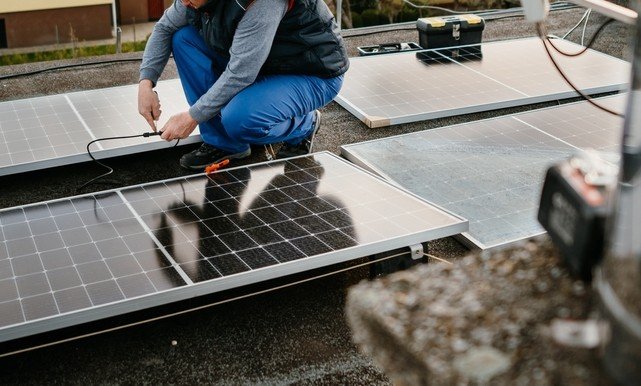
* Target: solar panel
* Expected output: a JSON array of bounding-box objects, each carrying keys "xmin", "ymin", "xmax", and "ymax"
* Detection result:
[
  {"xmin": 336, "ymin": 37, "xmax": 629, "ymax": 128},
  {"xmin": 341, "ymin": 94, "xmax": 626, "ymax": 249},
  {"xmin": 0, "ymin": 152, "xmax": 466, "ymax": 342},
  {"xmin": 0, "ymin": 79, "xmax": 198, "ymax": 177},
  {"xmin": 516, "ymin": 95, "xmax": 624, "ymax": 154}
]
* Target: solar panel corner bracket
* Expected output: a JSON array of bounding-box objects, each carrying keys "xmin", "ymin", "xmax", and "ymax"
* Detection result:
[{"xmin": 410, "ymin": 243, "xmax": 424, "ymax": 261}]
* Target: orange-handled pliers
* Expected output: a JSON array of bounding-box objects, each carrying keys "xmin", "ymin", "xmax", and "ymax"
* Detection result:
[{"xmin": 204, "ymin": 159, "xmax": 230, "ymax": 175}]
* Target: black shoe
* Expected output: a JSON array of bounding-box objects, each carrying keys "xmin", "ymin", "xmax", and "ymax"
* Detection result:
[
  {"xmin": 277, "ymin": 110, "xmax": 321, "ymax": 159},
  {"xmin": 179, "ymin": 143, "xmax": 251, "ymax": 170}
]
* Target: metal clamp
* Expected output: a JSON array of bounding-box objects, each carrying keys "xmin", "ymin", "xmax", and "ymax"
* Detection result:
[{"xmin": 409, "ymin": 243, "xmax": 424, "ymax": 261}]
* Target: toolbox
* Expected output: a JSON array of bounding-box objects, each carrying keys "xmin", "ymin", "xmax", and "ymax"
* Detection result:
[
  {"xmin": 415, "ymin": 44, "xmax": 482, "ymax": 63},
  {"xmin": 416, "ymin": 14, "xmax": 485, "ymax": 49}
]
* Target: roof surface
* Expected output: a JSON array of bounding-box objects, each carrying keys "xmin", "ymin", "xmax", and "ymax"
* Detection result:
[{"xmin": 0, "ymin": 8, "xmax": 632, "ymax": 384}]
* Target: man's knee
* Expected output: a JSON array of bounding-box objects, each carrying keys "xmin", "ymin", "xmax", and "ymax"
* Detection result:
[
  {"xmin": 221, "ymin": 110, "xmax": 249, "ymax": 139},
  {"xmin": 221, "ymin": 108, "xmax": 268, "ymax": 143}
]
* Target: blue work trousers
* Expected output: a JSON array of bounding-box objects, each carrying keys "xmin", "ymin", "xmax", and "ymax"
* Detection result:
[{"xmin": 172, "ymin": 26, "xmax": 344, "ymax": 154}]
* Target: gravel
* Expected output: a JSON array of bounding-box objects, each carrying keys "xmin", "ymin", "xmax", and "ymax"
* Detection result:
[{"xmin": 346, "ymin": 238, "xmax": 614, "ymax": 385}]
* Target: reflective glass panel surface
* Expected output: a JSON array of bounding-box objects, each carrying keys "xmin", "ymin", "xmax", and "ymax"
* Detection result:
[
  {"xmin": 342, "ymin": 95, "xmax": 625, "ymax": 248},
  {"xmin": 336, "ymin": 37, "xmax": 629, "ymax": 127},
  {"xmin": 0, "ymin": 152, "xmax": 465, "ymax": 342}
]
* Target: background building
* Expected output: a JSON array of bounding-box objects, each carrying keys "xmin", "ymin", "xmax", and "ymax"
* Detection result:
[
  {"xmin": 117, "ymin": 0, "xmax": 173, "ymax": 25},
  {"xmin": 0, "ymin": 0, "xmax": 173, "ymax": 49}
]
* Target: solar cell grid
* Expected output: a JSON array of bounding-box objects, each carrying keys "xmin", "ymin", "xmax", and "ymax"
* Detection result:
[
  {"xmin": 120, "ymin": 158, "xmax": 373, "ymax": 283},
  {"xmin": 0, "ymin": 79, "xmax": 196, "ymax": 177},
  {"xmin": 342, "ymin": 94, "xmax": 626, "ymax": 248},
  {"xmin": 0, "ymin": 195, "xmax": 190, "ymax": 329},
  {"xmin": 452, "ymin": 39, "xmax": 622, "ymax": 96},
  {"xmin": 338, "ymin": 48, "xmax": 523, "ymax": 127},
  {"xmin": 0, "ymin": 152, "xmax": 466, "ymax": 342},
  {"xmin": 67, "ymin": 79, "xmax": 189, "ymax": 149},
  {"xmin": 336, "ymin": 37, "xmax": 629, "ymax": 128},
  {"xmin": 0, "ymin": 95, "xmax": 92, "ymax": 167},
  {"xmin": 515, "ymin": 95, "xmax": 624, "ymax": 154}
]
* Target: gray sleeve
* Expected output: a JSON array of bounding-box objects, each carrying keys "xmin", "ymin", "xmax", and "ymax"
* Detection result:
[
  {"xmin": 188, "ymin": 0, "xmax": 288, "ymax": 123},
  {"xmin": 139, "ymin": 1, "xmax": 188, "ymax": 85}
]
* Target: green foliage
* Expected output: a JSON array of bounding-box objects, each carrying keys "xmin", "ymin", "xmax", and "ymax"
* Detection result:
[
  {"xmin": 0, "ymin": 40, "xmax": 147, "ymax": 67},
  {"xmin": 343, "ymin": 0, "xmax": 515, "ymax": 29},
  {"xmin": 378, "ymin": 0, "xmax": 404, "ymax": 24},
  {"xmin": 398, "ymin": 6, "xmax": 421, "ymax": 22},
  {"xmin": 351, "ymin": 11, "xmax": 364, "ymax": 28},
  {"xmin": 349, "ymin": 0, "xmax": 378, "ymax": 13},
  {"xmin": 360, "ymin": 9, "xmax": 387, "ymax": 26}
]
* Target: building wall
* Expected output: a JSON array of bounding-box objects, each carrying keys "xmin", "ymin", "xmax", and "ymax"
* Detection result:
[
  {"xmin": 118, "ymin": 0, "xmax": 173, "ymax": 24},
  {"xmin": 0, "ymin": 5, "xmax": 113, "ymax": 48},
  {"xmin": 0, "ymin": 1, "xmax": 113, "ymax": 14},
  {"xmin": 118, "ymin": 0, "xmax": 147, "ymax": 23}
]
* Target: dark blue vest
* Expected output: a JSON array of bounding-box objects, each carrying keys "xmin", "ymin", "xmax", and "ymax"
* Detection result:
[{"xmin": 184, "ymin": 0, "xmax": 349, "ymax": 78}]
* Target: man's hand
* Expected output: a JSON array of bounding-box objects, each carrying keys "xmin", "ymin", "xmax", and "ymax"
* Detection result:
[
  {"xmin": 160, "ymin": 111, "xmax": 199, "ymax": 141},
  {"xmin": 138, "ymin": 79, "xmax": 162, "ymax": 131}
]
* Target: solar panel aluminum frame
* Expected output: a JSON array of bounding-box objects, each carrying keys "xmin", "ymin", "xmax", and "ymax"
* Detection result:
[
  {"xmin": 340, "ymin": 95, "xmax": 625, "ymax": 250},
  {"xmin": 0, "ymin": 134, "xmax": 202, "ymax": 178},
  {"xmin": 0, "ymin": 152, "xmax": 467, "ymax": 343},
  {"xmin": 335, "ymin": 38, "xmax": 630, "ymax": 128}
]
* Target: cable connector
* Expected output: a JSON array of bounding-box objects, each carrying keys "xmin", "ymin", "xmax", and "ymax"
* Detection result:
[{"xmin": 142, "ymin": 131, "xmax": 163, "ymax": 137}]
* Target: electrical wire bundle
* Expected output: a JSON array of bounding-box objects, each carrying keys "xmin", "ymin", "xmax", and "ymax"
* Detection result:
[
  {"xmin": 536, "ymin": 15, "xmax": 623, "ymax": 117},
  {"xmin": 76, "ymin": 131, "xmax": 180, "ymax": 193}
]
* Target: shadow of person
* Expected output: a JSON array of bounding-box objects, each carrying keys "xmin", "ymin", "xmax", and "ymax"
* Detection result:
[{"xmin": 151, "ymin": 157, "xmax": 357, "ymax": 283}]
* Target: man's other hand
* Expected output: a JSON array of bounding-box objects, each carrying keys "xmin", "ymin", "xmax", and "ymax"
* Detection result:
[
  {"xmin": 138, "ymin": 79, "xmax": 162, "ymax": 131},
  {"xmin": 161, "ymin": 111, "xmax": 198, "ymax": 141}
]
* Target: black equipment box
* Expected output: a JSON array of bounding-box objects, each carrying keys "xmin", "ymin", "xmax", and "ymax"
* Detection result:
[
  {"xmin": 416, "ymin": 44, "xmax": 482, "ymax": 63},
  {"xmin": 357, "ymin": 42, "xmax": 422, "ymax": 56},
  {"xmin": 538, "ymin": 153, "xmax": 617, "ymax": 281},
  {"xmin": 416, "ymin": 14, "xmax": 485, "ymax": 49}
]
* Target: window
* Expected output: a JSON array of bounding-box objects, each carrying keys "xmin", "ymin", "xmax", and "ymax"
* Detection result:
[
  {"xmin": 148, "ymin": 0, "xmax": 164, "ymax": 21},
  {"xmin": 0, "ymin": 19, "xmax": 7, "ymax": 49}
]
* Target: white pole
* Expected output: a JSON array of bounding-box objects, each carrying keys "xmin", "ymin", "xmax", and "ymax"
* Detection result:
[
  {"xmin": 336, "ymin": 0, "xmax": 342, "ymax": 30},
  {"xmin": 111, "ymin": 0, "xmax": 118, "ymax": 37}
]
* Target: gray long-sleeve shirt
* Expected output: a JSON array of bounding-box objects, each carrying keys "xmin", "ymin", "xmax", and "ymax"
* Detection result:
[{"xmin": 139, "ymin": 0, "xmax": 288, "ymax": 123}]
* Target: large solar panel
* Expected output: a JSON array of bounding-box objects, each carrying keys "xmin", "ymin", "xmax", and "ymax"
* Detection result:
[
  {"xmin": 341, "ymin": 94, "xmax": 626, "ymax": 249},
  {"xmin": 0, "ymin": 79, "xmax": 198, "ymax": 177},
  {"xmin": 0, "ymin": 152, "xmax": 466, "ymax": 342},
  {"xmin": 336, "ymin": 38, "xmax": 629, "ymax": 128}
]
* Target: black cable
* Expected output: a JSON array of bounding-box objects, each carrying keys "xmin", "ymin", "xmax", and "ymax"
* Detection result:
[
  {"xmin": 76, "ymin": 131, "xmax": 181, "ymax": 193},
  {"xmin": 536, "ymin": 23, "xmax": 624, "ymax": 118},
  {"xmin": 482, "ymin": 14, "xmax": 526, "ymax": 22},
  {"xmin": 545, "ymin": 17, "xmax": 614, "ymax": 57},
  {"xmin": 0, "ymin": 58, "xmax": 144, "ymax": 80},
  {"xmin": 343, "ymin": 26, "xmax": 417, "ymax": 38}
]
